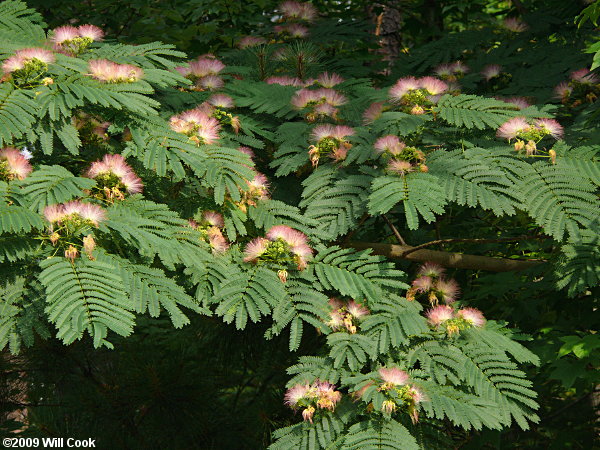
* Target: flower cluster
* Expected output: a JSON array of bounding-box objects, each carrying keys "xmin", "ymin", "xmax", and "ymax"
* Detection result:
[
  {"xmin": 50, "ymin": 24, "xmax": 104, "ymax": 55},
  {"xmin": 554, "ymin": 68, "xmax": 600, "ymax": 108},
  {"xmin": 237, "ymin": 36, "xmax": 266, "ymax": 49},
  {"xmin": 358, "ymin": 367, "xmax": 425, "ymax": 423},
  {"xmin": 266, "ymin": 76, "xmax": 305, "ymax": 87},
  {"xmin": 243, "ymin": 225, "xmax": 313, "ymax": 281},
  {"xmin": 72, "ymin": 111, "xmax": 111, "ymax": 143},
  {"xmin": 175, "ymin": 55, "xmax": 226, "ymax": 91},
  {"xmin": 274, "ymin": 23, "xmax": 309, "ymax": 39},
  {"xmin": 84, "ymin": 154, "xmax": 143, "ymax": 201},
  {"xmin": 169, "ymin": 107, "xmax": 221, "ymax": 144},
  {"xmin": 284, "ymin": 379, "xmax": 341, "ymax": 423},
  {"xmin": 502, "ymin": 17, "xmax": 528, "ymax": 33},
  {"xmin": 496, "ymin": 116, "xmax": 563, "ymax": 156},
  {"xmin": 406, "ymin": 262, "xmax": 460, "ymax": 305},
  {"xmin": 374, "ymin": 135, "xmax": 428, "ymax": 176},
  {"xmin": 480, "ymin": 64, "xmax": 512, "ymax": 90},
  {"xmin": 189, "ymin": 211, "xmax": 229, "ymax": 254},
  {"xmin": 326, "ymin": 298, "xmax": 369, "ymax": 334},
  {"xmin": 2, "ymin": 48, "xmax": 55, "ymax": 87},
  {"xmin": 497, "ymin": 96, "xmax": 531, "ymax": 110},
  {"xmin": 43, "ymin": 201, "xmax": 107, "ymax": 261},
  {"xmin": 389, "ymin": 76, "xmax": 448, "ymax": 114},
  {"xmin": 292, "ymin": 82, "xmax": 347, "ymax": 121},
  {"xmin": 308, "ymin": 125, "xmax": 354, "ymax": 166},
  {"xmin": 433, "ymin": 61, "xmax": 469, "ymax": 82},
  {"xmin": 279, "ymin": 1, "xmax": 318, "ymax": 22},
  {"xmin": 0, "ymin": 147, "xmax": 33, "ymax": 181},
  {"xmin": 88, "ymin": 59, "xmax": 143, "ymax": 83},
  {"xmin": 426, "ymin": 304, "xmax": 486, "ymax": 336}
]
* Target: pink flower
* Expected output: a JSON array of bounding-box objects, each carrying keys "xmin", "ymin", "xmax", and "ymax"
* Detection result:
[
  {"xmin": 313, "ymin": 103, "xmax": 338, "ymax": 118},
  {"xmin": 503, "ymin": 17, "xmax": 528, "ymax": 32},
  {"xmin": 275, "ymin": 23, "xmax": 309, "ymax": 38},
  {"xmin": 416, "ymin": 262, "xmax": 445, "ymax": 278},
  {"xmin": 310, "ymin": 124, "xmax": 350, "ymax": 142},
  {"xmin": 120, "ymin": 172, "xmax": 144, "ymax": 194},
  {"xmin": 49, "ymin": 200, "xmax": 106, "ymax": 226},
  {"xmin": 374, "ymin": 135, "xmax": 405, "ymax": 155},
  {"xmin": 77, "ymin": 24, "xmax": 104, "ymax": 41},
  {"xmin": 387, "ymin": 160, "xmax": 413, "ymax": 175},
  {"xmin": 449, "ymin": 61, "xmax": 469, "ymax": 74},
  {"xmin": 420, "ymin": 76, "xmax": 448, "ymax": 95},
  {"xmin": 291, "ymin": 89, "xmax": 320, "ymax": 108},
  {"xmin": 170, "ymin": 108, "xmax": 221, "ymax": 144},
  {"xmin": 503, "ymin": 97, "xmax": 530, "ymax": 109},
  {"xmin": 243, "ymin": 237, "xmax": 270, "ymax": 263},
  {"xmin": 2, "ymin": 56, "xmax": 24, "ymax": 73},
  {"xmin": 280, "ymin": 1, "xmax": 318, "ymax": 22},
  {"xmin": 266, "ymin": 76, "xmax": 304, "ymax": 86},
  {"xmin": 43, "ymin": 204, "xmax": 65, "ymax": 224},
  {"xmin": 0, "ymin": 147, "xmax": 33, "ymax": 180},
  {"xmin": 174, "ymin": 66, "xmax": 191, "ymax": 77},
  {"xmin": 246, "ymin": 173, "xmax": 270, "ymax": 200},
  {"xmin": 347, "ymin": 300, "xmax": 369, "ymax": 319},
  {"xmin": 363, "ymin": 101, "xmax": 385, "ymax": 124},
  {"xmin": 77, "ymin": 202, "xmax": 107, "ymax": 225},
  {"xmin": 196, "ymin": 74, "xmax": 224, "ymax": 90},
  {"xmin": 330, "ymin": 144, "xmax": 348, "ymax": 162},
  {"xmin": 330, "ymin": 125, "xmax": 354, "ymax": 140},
  {"xmin": 412, "ymin": 275, "xmax": 434, "ymax": 293},
  {"xmin": 434, "ymin": 64, "xmax": 453, "ymax": 78},
  {"xmin": 534, "ymin": 118, "xmax": 563, "ymax": 139},
  {"xmin": 238, "ymin": 146, "xmax": 255, "ymax": 160},
  {"xmin": 389, "ymin": 77, "xmax": 420, "ymax": 101},
  {"xmin": 202, "ymin": 211, "xmax": 225, "ymax": 228},
  {"xmin": 426, "ymin": 305, "xmax": 454, "ymax": 326},
  {"xmin": 207, "ymin": 227, "xmax": 229, "ymax": 253},
  {"xmin": 327, "ymin": 309, "xmax": 344, "ymax": 330},
  {"xmin": 409, "ymin": 386, "xmax": 425, "ymax": 403},
  {"xmin": 238, "ymin": 36, "xmax": 266, "ymax": 49},
  {"xmin": 315, "ymin": 381, "xmax": 342, "ymax": 410},
  {"xmin": 284, "ymin": 383, "xmax": 310, "ymax": 407},
  {"xmin": 88, "ymin": 59, "xmax": 143, "ymax": 83},
  {"xmin": 554, "ymin": 82, "xmax": 572, "ymax": 99},
  {"xmin": 189, "ymin": 58, "xmax": 225, "ymax": 77},
  {"xmin": 570, "ymin": 68, "xmax": 599, "ymax": 84},
  {"xmin": 266, "ymin": 225, "xmax": 308, "ymax": 247},
  {"xmin": 317, "ymin": 88, "xmax": 347, "ymax": 106},
  {"xmin": 17, "ymin": 48, "xmax": 55, "ymax": 64},
  {"xmin": 456, "ymin": 307, "xmax": 486, "ymax": 327},
  {"xmin": 496, "ymin": 117, "xmax": 530, "ymax": 140},
  {"xmin": 481, "ymin": 64, "xmax": 502, "ymax": 81},
  {"xmin": 378, "ymin": 367, "xmax": 409, "ymax": 386},
  {"xmin": 50, "ymin": 26, "xmax": 80, "ymax": 45},
  {"xmin": 328, "ymin": 297, "xmax": 344, "ymax": 311},
  {"xmin": 316, "ymin": 72, "xmax": 344, "ymax": 88},
  {"xmin": 208, "ymin": 94, "xmax": 235, "ymax": 108},
  {"xmin": 434, "ymin": 278, "xmax": 460, "ymax": 303}
]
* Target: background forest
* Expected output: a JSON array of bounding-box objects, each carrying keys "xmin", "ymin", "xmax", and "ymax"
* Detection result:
[{"xmin": 0, "ymin": 0, "xmax": 598, "ymax": 448}]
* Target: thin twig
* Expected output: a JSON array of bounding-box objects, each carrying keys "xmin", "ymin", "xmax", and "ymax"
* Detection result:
[
  {"xmin": 400, "ymin": 235, "xmax": 550, "ymax": 257},
  {"xmin": 382, "ymin": 214, "xmax": 407, "ymax": 245}
]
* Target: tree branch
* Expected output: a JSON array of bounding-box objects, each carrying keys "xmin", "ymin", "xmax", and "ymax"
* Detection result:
[
  {"xmin": 382, "ymin": 214, "xmax": 407, "ymax": 245},
  {"xmin": 400, "ymin": 235, "xmax": 550, "ymax": 257},
  {"xmin": 345, "ymin": 242, "xmax": 546, "ymax": 272}
]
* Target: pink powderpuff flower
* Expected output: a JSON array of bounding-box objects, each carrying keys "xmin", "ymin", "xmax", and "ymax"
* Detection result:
[
  {"xmin": 43, "ymin": 204, "xmax": 66, "ymax": 224},
  {"xmin": 503, "ymin": 17, "xmax": 528, "ymax": 32},
  {"xmin": 174, "ymin": 66, "xmax": 191, "ymax": 77},
  {"xmin": 88, "ymin": 59, "xmax": 143, "ymax": 83},
  {"xmin": 374, "ymin": 135, "xmax": 405, "ymax": 155},
  {"xmin": 363, "ymin": 101, "xmax": 385, "ymax": 124},
  {"xmin": 412, "ymin": 275, "xmax": 434, "ymax": 293},
  {"xmin": 426, "ymin": 305, "xmax": 454, "ymax": 326},
  {"xmin": 310, "ymin": 124, "xmax": 335, "ymax": 142},
  {"xmin": 2, "ymin": 56, "xmax": 24, "ymax": 73},
  {"xmin": 86, "ymin": 154, "xmax": 130, "ymax": 179},
  {"xmin": 449, "ymin": 61, "xmax": 469, "ymax": 74},
  {"xmin": 266, "ymin": 76, "xmax": 304, "ymax": 86},
  {"xmin": 17, "ymin": 48, "xmax": 55, "ymax": 65},
  {"xmin": 496, "ymin": 117, "xmax": 530, "ymax": 140},
  {"xmin": 456, "ymin": 307, "xmax": 486, "ymax": 327},
  {"xmin": 50, "ymin": 25, "xmax": 80, "ymax": 45},
  {"xmin": 481, "ymin": 64, "xmax": 502, "ymax": 81},
  {"xmin": 330, "ymin": 145, "xmax": 348, "ymax": 162},
  {"xmin": 389, "ymin": 77, "xmax": 420, "ymax": 101},
  {"xmin": 266, "ymin": 225, "xmax": 309, "ymax": 247},
  {"xmin": 0, "ymin": 147, "xmax": 33, "ymax": 180},
  {"xmin": 409, "ymin": 386, "xmax": 425, "ymax": 404},
  {"xmin": 196, "ymin": 74, "xmax": 224, "ymax": 90},
  {"xmin": 208, "ymin": 94, "xmax": 235, "ymax": 108},
  {"xmin": 416, "ymin": 262, "xmax": 446, "ymax": 278},
  {"xmin": 504, "ymin": 97, "xmax": 530, "ymax": 109},
  {"xmin": 77, "ymin": 24, "xmax": 104, "ymax": 41},
  {"xmin": 243, "ymin": 237, "xmax": 271, "ymax": 263},
  {"xmin": 317, "ymin": 72, "xmax": 344, "ymax": 88},
  {"xmin": 419, "ymin": 76, "xmax": 448, "ymax": 96},
  {"xmin": 331, "ymin": 125, "xmax": 355, "ymax": 141},
  {"xmin": 347, "ymin": 300, "xmax": 369, "ymax": 319},
  {"xmin": 60, "ymin": 200, "xmax": 106, "ymax": 226},
  {"xmin": 189, "ymin": 58, "xmax": 225, "ymax": 77},
  {"xmin": 246, "ymin": 173, "xmax": 270, "ymax": 200},
  {"xmin": 327, "ymin": 309, "xmax": 344, "ymax": 330},
  {"xmin": 202, "ymin": 211, "xmax": 225, "ymax": 228},
  {"xmin": 433, "ymin": 64, "xmax": 453, "ymax": 79},
  {"xmin": 535, "ymin": 118, "xmax": 563, "ymax": 139},
  {"xmin": 120, "ymin": 172, "xmax": 144, "ymax": 194},
  {"xmin": 280, "ymin": 1, "xmax": 318, "ymax": 22},
  {"xmin": 316, "ymin": 381, "xmax": 342, "ymax": 411},
  {"xmin": 313, "ymin": 102, "xmax": 338, "ymax": 118},
  {"xmin": 554, "ymin": 82, "xmax": 573, "ymax": 99},
  {"xmin": 238, "ymin": 146, "xmax": 255, "ymax": 160},
  {"xmin": 291, "ymin": 88, "xmax": 320, "ymax": 108},
  {"xmin": 288, "ymin": 23, "xmax": 310, "ymax": 38},
  {"xmin": 238, "ymin": 36, "xmax": 266, "ymax": 49},
  {"xmin": 316, "ymin": 88, "xmax": 347, "ymax": 106},
  {"xmin": 378, "ymin": 367, "xmax": 409, "ymax": 386},
  {"xmin": 570, "ymin": 68, "xmax": 599, "ymax": 84},
  {"xmin": 207, "ymin": 227, "xmax": 229, "ymax": 253},
  {"xmin": 387, "ymin": 160, "xmax": 413, "ymax": 176},
  {"xmin": 284, "ymin": 383, "xmax": 310, "ymax": 407},
  {"xmin": 434, "ymin": 278, "xmax": 460, "ymax": 303}
]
